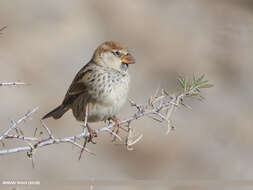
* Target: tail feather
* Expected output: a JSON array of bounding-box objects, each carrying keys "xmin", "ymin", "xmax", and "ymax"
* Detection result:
[{"xmin": 42, "ymin": 105, "xmax": 69, "ymax": 120}]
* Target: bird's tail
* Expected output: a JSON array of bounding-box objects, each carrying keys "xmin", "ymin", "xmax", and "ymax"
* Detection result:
[{"xmin": 42, "ymin": 104, "xmax": 69, "ymax": 120}]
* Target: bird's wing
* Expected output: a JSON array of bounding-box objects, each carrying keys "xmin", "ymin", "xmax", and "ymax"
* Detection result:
[{"xmin": 62, "ymin": 63, "xmax": 93, "ymax": 106}]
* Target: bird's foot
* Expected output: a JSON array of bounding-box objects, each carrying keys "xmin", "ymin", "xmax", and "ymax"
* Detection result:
[
  {"xmin": 110, "ymin": 117, "xmax": 120, "ymax": 142},
  {"xmin": 86, "ymin": 124, "xmax": 97, "ymax": 144}
]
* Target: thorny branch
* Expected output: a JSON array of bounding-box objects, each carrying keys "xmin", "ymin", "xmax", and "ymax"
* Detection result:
[
  {"xmin": 0, "ymin": 75, "xmax": 213, "ymax": 162},
  {"xmin": 0, "ymin": 82, "xmax": 28, "ymax": 86}
]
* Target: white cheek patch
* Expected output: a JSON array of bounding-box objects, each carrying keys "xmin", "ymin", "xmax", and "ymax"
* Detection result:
[
  {"xmin": 103, "ymin": 52, "xmax": 113, "ymax": 62},
  {"xmin": 102, "ymin": 52, "xmax": 121, "ymax": 69}
]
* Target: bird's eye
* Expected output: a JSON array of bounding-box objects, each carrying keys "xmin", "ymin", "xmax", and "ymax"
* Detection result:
[{"xmin": 114, "ymin": 51, "xmax": 121, "ymax": 56}]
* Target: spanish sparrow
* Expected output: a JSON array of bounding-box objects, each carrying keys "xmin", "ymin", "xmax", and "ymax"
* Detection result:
[{"xmin": 42, "ymin": 41, "xmax": 135, "ymax": 139}]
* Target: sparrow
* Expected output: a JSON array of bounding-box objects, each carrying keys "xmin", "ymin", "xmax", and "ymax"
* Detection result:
[{"xmin": 42, "ymin": 41, "xmax": 135, "ymax": 141}]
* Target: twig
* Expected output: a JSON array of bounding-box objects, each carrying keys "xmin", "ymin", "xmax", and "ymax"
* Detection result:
[
  {"xmin": 0, "ymin": 75, "xmax": 212, "ymax": 158},
  {"xmin": 0, "ymin": 82, "xmax": 29, "ymax": 87},
  {"xmin": 79, "ymin": 104, "xmax": 89, "ymax": 160},
  {"xmin": 0, "ymin": 107, "xmax": 39, "ymax": 142},
  {"xmin": 5, "ymin": 135, "xmax": 39, "ymax": 142}
]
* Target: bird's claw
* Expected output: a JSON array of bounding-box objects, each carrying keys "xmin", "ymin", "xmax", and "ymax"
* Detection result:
[
  {"xmin": 86, "ymin": 124, "xmax": 97, "ymax": 144},
  {"xmin": 111, "ymin": 117, "xmax": 120, "ymax": 142}
]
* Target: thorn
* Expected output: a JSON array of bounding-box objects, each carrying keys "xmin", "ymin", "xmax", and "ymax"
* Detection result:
[
  {"xmin": 33, "ymin": 128, "xmax": 38, "ymax": 137},
  {"xmin": 127, "ymin": 134, "xmax": 143, "ymax": 147},
  {"xmin": 78, "ymin": 138, "xmax": 88, "ymax": 160}
]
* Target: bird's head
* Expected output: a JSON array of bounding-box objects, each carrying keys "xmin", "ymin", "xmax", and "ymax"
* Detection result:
[{"xmin": 92, "ymin": 41, "xmax": 135, "ymax": 72}]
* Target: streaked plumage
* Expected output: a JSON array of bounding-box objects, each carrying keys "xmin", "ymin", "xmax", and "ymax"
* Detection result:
[{"xmin": 42, "ymin": 41, "xmax": 135, "ymax": 123}]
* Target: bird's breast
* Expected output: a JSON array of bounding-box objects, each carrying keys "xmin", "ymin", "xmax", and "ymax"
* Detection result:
[{"xmin": 87, "ymin": 72, "xmax": 130, "ymax": 122}]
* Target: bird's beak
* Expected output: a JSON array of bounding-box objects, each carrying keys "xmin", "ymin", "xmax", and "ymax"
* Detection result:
[{"xmin": 121, "ymin": 54, "xmax": 135, "ymax": 64}]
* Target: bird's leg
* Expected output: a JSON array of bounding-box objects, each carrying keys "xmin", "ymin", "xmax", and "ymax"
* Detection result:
[
  {"xmin": 84, "ymin": 104, "xmax": 97, "ymax": 144},
  {"xmin": 111, "ymin": 116, "xmax": 120, "ymax": 142},
  {"xmin": 86, "ymin": 124, "xmax": 97, "ymax": 144}
]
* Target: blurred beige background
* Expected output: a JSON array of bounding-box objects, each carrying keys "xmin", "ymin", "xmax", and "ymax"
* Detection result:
[{"xmin": 0, "ymin": 0, "xmax": 253, "ymax": 189}]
